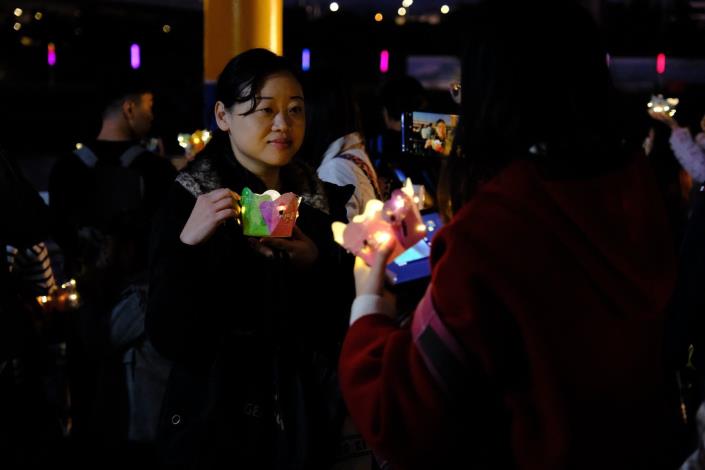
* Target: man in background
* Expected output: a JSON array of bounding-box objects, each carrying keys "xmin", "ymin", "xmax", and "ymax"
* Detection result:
[{"xmin": 49, "ymin": 81, "xmax": 175, "ymax": 466}]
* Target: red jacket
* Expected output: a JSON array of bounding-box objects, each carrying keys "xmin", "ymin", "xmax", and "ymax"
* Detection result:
[{"xmin": 339, "ymin": 155, "xmax": 676, "ymax": 469}]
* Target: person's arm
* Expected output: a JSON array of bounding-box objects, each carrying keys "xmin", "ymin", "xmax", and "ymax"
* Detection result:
[
  {"xmin": 146, "ymin": 184, "xmax": 239, "ymax": 365},
  {"xmin": 7, "ymin": 242, "xmax": 57, "ymax": 296},
  {"xmin": 695, "ymin": 132, "xmax": 705, "ymax": 151},
  {"xmin": 339, "ymin": 224, "xmax": 511, "ymax": 468},
  {"xmin": 669, "ymin": 127, "xmax": 705, "ymax": 184},
  {"xmin": 648, "ymin": 110, "xmax": 705, "ymax": 183}
]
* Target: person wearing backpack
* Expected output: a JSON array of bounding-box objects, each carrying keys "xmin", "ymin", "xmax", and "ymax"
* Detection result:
[
  {"xmin": 48, "ymin": 81, "xmax": 176, "ymax": 465},
  {"xmin": 338, "ymin": 2, "xmax": 677, "ymax": 469}
]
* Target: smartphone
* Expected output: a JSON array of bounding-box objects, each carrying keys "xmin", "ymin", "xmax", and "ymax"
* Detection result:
[
  {"xmin": 401, "ymin": 111, "xmax": 460, "ymax": 158},
  {"xmin": 386, "ymin": 211, "xmax": 443, "ymax": 285}
]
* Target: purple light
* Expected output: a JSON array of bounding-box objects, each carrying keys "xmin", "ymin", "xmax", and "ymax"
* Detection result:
[
  {"xmin": 48, "ymin": 43, "xmax": 56, "ymax": 66},
  {"xmin": 302, "ymin": 48, "xmax": 311, "ymax": 72},
  {"xmin": 380, "ymin": 50, "xmax": 389, "ymax": 73},
  {"xmin": 131, "ymin": 43, "xmax": 141, "ymax": 69}
]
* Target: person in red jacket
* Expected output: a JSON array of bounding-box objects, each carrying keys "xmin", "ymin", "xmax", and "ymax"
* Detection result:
[{"xmin": 338, "ymin": 1, "xmax": 677, "ymax": 469}]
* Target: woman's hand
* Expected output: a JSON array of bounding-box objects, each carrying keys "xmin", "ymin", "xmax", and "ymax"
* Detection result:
[
  {"xmin": 354, "ymin": 239, "xmax": 396, "ymax": 297},
  {"xmin": 180, "ymin": 189, "xmax": 240, "ymax": 245},
  {"xmin": 251, "ymin": 226, "xmax": 319, "ymax": 270}
]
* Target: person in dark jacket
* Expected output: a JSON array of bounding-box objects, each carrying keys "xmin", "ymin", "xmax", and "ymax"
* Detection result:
[
  {"xmin": 49, "ymin": 81, "xmax": 176, "ymax": 464},
  {"xmin": 338, "ymin": 2, "xmax": 677, "ymax": 469},
  {"xmin": 146, "ymin": 48, "xmax": 354, "ymax": 468}
]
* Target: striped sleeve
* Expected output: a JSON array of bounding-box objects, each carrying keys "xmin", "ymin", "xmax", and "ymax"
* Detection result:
[{"xmin": 6, "ymin": 242, "xmax": 57, "ymax": 294}]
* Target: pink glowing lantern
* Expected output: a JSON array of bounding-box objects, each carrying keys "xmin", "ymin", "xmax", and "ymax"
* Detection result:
[
  {"xmin": 382, "ymin": 178, "xmax": 425, "ymax": 249},
  {"xmin": 332, "ymin": 179, "xmax": 427, "ymax": 267},
  {"xmin": 332, "ymin": 200, "xmax": 405, "ymax": 267}
]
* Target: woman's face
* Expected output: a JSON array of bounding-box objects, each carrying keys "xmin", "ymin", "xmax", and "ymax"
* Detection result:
[
  {"xmin": 436, "ymin": 121, "xmax": 447, "ymax": 139},
  {"xmin": 217, "ymin": 72, "xmax": 305, "ymax": 172}
]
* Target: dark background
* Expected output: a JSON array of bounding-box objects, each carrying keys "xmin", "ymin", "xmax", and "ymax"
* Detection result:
[{"xmin": 2, "ymin": 0, "xmax": 705, "ymax": 188}]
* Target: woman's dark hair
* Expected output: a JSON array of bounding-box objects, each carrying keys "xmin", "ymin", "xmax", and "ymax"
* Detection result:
[
  {"xmin": 216, "ymin": 48, "xmax": 300, "ymax": 114},
  {"xmin": 100, "ymin": 74, "xmax": 153, "ymax": 117},
  {"xmin": 299, "ymin": 69, "xmax": 363, "ymax": 167},
  {"xmin": 438, "ymin": 0, "xmax": 622, "ymax": 217},
  {"xmin": 203, "ymin": 48, "xmax": 301, "ymax": 154}
]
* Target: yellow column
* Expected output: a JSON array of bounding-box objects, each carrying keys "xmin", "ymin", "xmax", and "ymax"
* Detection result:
[{"xmin": 204, "ymin": 0, "xmax": 283, "ymax": 84}]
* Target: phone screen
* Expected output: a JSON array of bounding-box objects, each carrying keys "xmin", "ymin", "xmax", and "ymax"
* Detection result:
[
  {"xmin": 401, "ymin": 111, "xmax": 459, "ymax": 158},
  {"xmin": 386, "ymin": 211, "xmax": 443, "ymax": 285}
]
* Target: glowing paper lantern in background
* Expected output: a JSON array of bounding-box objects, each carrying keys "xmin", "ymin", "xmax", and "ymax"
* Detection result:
[{"xmin": 131, "ymin": 43, "xmax": 141, "ymax": 69}]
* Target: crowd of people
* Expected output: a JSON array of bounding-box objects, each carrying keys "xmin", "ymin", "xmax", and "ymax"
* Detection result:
[{"xmin": 5, "ymin": 0, "xmax": 705, "ymax": 468}]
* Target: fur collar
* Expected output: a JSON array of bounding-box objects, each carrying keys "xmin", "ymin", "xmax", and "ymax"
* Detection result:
[{"xmin": 176, "ymin": 151, "xmax": 330, "ymax": 215}]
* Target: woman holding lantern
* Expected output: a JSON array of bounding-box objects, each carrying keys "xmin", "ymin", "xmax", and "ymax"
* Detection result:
[
  {"xmin": 338, "ymin": 2, "xmax": 677, "ymax": 469},
  {"xmin": 146, "ymin": 48, "xmax": 354, "ymax": 467}
]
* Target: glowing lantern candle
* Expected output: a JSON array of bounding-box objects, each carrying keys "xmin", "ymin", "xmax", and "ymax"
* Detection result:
[
  {"xmin": 241, "ymin": 187, "xmax": 300, "ymax": 237},
  {"xmin": 331, "ymin": 179, "xmax": 427, "ymax": 267},
  {"xmin": 647, "ymin": 94, "xmax": 679, "ymax": 118},
  {"xmin": 332, "ymin": 200, "xmax": 405, "ymax": 267},
  {"xmin": 382, "ymin": 178, "xmax": 425, "ymax": 249}
]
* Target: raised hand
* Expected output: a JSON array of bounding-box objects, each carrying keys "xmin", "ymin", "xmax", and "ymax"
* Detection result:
[
  {"xmin": 180, "ymin": 188, "xmax": 240, "ymax": 245},
  {"xmin": 353, "ymin": 239, "xmax": 396, "ymax": 297},
  {"xmin": 648, "ymin": 109, "xmax": 679, "ymax": 130}
]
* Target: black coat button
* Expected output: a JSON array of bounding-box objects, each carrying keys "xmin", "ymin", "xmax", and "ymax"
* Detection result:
[{"xmin": 171, "ymin": 414, "xmax": 182, "ymax": 425}]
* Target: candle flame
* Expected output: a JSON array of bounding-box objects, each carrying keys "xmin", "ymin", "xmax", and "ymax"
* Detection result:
[
  {"xmin": 332, "ymin": 222, "xmax": 346, "ymax": 246},
  {"xmin": 402, "ymin": 178, "xmax": 414, "ymax": 198},
  {"xmin": 373, "ymin": 230, "xmax": 392, "ymax": 246}
]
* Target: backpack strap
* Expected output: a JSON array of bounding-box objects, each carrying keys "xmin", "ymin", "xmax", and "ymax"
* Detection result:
[
  {"xmin": 119, "ymin": 146, "xmax": 147, "ymax": 198},
  {"xmin": 335, "ymin": 153, "xmax": 383, "ymax": 200},
  {"xmin": 73, "ymin": 144, "xmax": 145, "ymax": 169},
  {"xmin": 411, "ymin": 286, "xmax": 470, "ymax": 398},
  {"xmin": 119, "ymin": 145, "xmax": 147, "ymax": 168},
  {"xmin": 74, "ymin": 144, "xmax": 146, "ymax": 198},
  {"xmin": 73, "ymin": 146, "xmax": 99, "ymax": 168}
]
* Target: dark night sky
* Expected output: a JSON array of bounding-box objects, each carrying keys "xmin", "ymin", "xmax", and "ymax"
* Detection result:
[{"xmin": 2, "ymin": 0, "xmax": 705, "ymax": 164}]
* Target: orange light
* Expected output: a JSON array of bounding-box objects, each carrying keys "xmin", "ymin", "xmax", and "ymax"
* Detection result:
[{"xmin": 373, "ymin": 231, "xmax": 392, "ymax": 246}]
